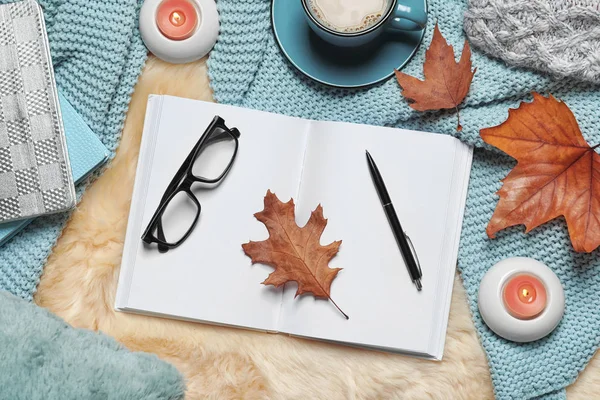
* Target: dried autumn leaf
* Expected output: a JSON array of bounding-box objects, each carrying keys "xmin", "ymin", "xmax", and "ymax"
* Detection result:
[
  {"xmin": 481, "ymin": 93, "xmax": 600, "ymax": 253},
  {"xmin": 242, "ymin": 190, "xmax": 348, "ymax": 319},
  {"xmin": 395, "ymin": 23, "xmax": 476, "ymax": 131}
]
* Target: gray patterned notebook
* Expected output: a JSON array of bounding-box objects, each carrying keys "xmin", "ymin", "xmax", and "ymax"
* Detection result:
[{"xmin": 0, "ymin": 0, "xmax": 75, "ymax": 223}]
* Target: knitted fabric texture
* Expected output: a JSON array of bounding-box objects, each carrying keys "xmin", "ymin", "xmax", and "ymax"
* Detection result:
[
  {"xmin": 464, "ymin": 0, "xmax": 600, "ymax": 83},
  {"xmin": 208, "ymin": 0, "xmax": 600, "ymax": 398},
  {"xmin": 0, "ymin": 0, "xmax": 147, "ymax": 301}
]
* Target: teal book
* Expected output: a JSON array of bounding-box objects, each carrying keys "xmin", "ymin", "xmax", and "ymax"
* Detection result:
[{"xmin": 0, "ymin": 92, "xmax": 110, "ymax": 246}]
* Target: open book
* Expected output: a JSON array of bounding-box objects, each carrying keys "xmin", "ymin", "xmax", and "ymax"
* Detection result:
[{"xmin": 116, "ymin": 96, "xmax": 473, "ymax": 360}]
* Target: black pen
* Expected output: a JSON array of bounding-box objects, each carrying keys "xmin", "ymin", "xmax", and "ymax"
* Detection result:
[{"xmin": 366, "ymin": 150, "xmax": 422, "ymax": 291}]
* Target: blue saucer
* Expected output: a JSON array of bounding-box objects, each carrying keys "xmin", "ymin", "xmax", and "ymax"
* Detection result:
[{"xmin": 271, "ymin": 0, "xmax": 427, "ymax": 89}]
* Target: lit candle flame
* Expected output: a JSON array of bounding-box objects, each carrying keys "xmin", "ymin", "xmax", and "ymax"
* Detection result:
[
  {"xmin": 517, "ymin": 283, "xmax": 536, "ymax": 304},
  {"xmin": 169, "ymin": 11, "xmax": 186, "ymax": 27},
  {"xmin": 503, "ymin": 274, "xmax": 547, "ymax": 319},
  {"xmin": 156, "ymin": 0, "xmax": 197, "ymax": 41}
]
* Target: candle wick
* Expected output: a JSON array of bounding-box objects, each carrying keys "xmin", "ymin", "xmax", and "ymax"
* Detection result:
[{"xmin": 170, "ymin": 10, "xmax": 186, "ymax": 26}]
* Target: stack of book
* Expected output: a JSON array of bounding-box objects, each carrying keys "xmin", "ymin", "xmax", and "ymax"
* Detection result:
[{"xmin": 0, "ymin": 92, "xmax": 109, "ymax": 246}]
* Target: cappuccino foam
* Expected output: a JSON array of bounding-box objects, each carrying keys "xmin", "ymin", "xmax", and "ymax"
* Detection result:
[{"xmin": 307, "ymin": 0, "xmax": 393, "ymax": 34}]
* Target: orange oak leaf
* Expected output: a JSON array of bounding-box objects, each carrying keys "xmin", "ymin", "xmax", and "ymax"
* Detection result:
[
  {"xmin": 481, "ymin": 93, "xmax": 600, "ymax": 253},
  {"xmin": 395, "ymin": 23, "xmax": 476, "ymax": 131},
  {"xmin": 242, "ymin": 190, "xmax": 348, "ymax": 319}
]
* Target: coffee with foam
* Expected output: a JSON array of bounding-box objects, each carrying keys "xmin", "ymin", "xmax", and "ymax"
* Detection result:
[{"xmin": 306, "ymin": 0, "xmax": 393, "ymax": 34}]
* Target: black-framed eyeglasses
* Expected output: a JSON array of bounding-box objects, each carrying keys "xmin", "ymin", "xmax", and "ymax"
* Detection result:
[{"xmin": 141, "ymin": 115, "xmax": 240, "ymax": 253}]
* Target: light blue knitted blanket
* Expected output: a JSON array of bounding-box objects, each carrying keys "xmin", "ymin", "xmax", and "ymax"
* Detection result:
[
  {"xmin": 0, "ymin": 0, "xmax": 147, "ymax": 301},
  {"xmin": 208, "ymin": 0, "xmax": 600, "ymax": 398}
]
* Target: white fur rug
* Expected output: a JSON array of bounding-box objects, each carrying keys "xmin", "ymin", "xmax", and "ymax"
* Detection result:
[{"xmin": 32, "ymin": 56, "xmax": 600, "ymax": 399}]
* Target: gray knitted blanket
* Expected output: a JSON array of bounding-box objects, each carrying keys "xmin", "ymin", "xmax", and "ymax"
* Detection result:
[{"xmin": 464, "ymin": 0, "xmax": 600, "ymax": 83}]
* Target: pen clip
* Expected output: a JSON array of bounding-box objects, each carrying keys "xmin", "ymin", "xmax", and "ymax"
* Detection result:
[{"xmin": 405, "ymin": 232, "xmax": 422, "ymax": 277}]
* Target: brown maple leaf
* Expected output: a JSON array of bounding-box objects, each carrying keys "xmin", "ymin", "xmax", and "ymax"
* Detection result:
[
  {"xmin": 481, "ymin": 93, "xmax": 600, "ymax": 253},
  {"xmin": 395, "ymin": 23, "xmax": 476, "ymax": 131},
  {"xmin": 242, "ymin": 190, "xmax": 348, "ymax": 319}
]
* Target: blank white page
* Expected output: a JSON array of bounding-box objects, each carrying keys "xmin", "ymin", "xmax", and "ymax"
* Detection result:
[
  {"xmin": 278, "ymin": 121, "xmax": 465, "ymax": 355},
  {"xmin": 117, "ymin": 97, "xmax": 309, "ymax": 332}
]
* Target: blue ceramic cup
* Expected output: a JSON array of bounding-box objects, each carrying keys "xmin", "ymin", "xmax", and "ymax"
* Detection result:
[{"xmin": 301, "ymin": 0, "xmax": 428, "ymax": 47}]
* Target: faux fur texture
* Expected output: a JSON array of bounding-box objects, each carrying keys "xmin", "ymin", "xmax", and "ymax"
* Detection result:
[
  {"xmin": 0, "ymin": 291, "xmax": 184, "ymax": 400},
  {"xmin": 33, "ymin": 56, "xmax": 600, "ymax": 399}
]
